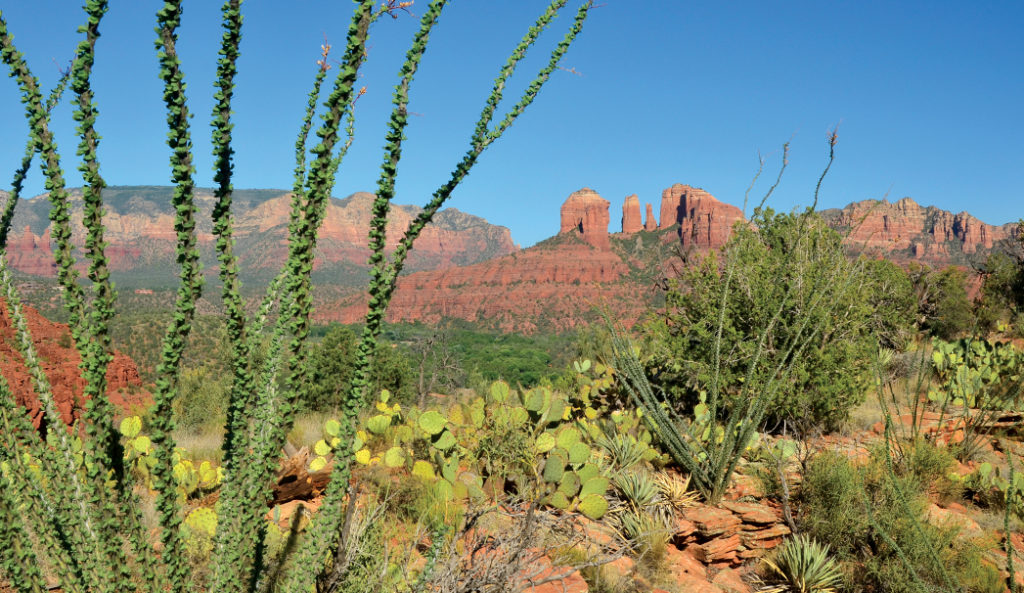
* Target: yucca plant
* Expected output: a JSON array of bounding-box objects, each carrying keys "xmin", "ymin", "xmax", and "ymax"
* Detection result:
[
  {"xmin": 761, "ymin": 535, "xmax": 844, "ymax": 593},
  {"xmin": 0, "ymin": 1, "xmax": 593, "ymax": 591}
]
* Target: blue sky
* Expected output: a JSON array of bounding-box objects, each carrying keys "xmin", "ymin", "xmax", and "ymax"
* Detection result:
[{"xmin": 1, "ymin": 1, "xmax": 1021, "ymax": 247}]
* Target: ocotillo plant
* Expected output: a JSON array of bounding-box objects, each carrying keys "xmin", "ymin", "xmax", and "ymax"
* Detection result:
[{"xmin": 0, "ymin": 1, "xmax": 592, "ymax": 592}]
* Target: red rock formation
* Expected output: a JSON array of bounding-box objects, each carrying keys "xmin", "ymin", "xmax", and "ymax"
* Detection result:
[
  {"xmin": 559, "ymin": 188, "xmax": 610, "ymax": 248},
  {"xmin": 821, "ymin": 197, "xmax": 1016, "ymax": 265},
  {"xmin": 0, "ymin": 299, "xmax": 146, "ymax": 429},
  {"xmin": 644, "ymin": 203, "xmax": 658, "ymax": 231},
  {"xmin": 621, "ymin": 194, "xmax": 642, "ymax": 233},
  {"xmin": 319, "ymin": 238, "xmax": 648, "ymax": 333},
  {"xmin": 659, "ymin": 184, "xmax": 744, "ymax": 249}
]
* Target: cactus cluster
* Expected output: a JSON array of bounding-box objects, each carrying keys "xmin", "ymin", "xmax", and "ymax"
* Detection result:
[
  {"xmin": 930, "ymin": 337, "xmax": 1022, "ymax": 410},
  {"xmin": 311, "ymin": 380, "xmax": 621, "ymax": 520},
  {"xmin": 119, "ymin": 416, "xmax": 222, "ymax": 501}
]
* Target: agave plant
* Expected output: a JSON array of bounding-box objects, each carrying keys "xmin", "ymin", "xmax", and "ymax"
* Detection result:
[{"xmin": 761, "ymin": 535, "xmax": 844, "ymax": 593}]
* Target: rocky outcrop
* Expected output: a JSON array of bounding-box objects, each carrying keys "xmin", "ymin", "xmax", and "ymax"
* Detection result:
[
  {"xmin": 621, "ymin": 194, "xmax": 642, "ymax": 233},
  {"xmin": 644, "ymin": 203, "xmax": 658, "ymax": 231},
  {"xmin": 560, "ymin": 188, "xmax": 610, "ymax": 248},
  {"xmin": 658, "ymin": 184, "xmax": 744, "ymax": 249},
  {"xmin": 4, "ymin": 186, "xmax": 518, "ymax": 284},
  {"xmin": 820, "ymin": 197, "xmax": 1017, "ymax": 265},
  {"xmin": 0, "ymin": 299, "xmax": 146, "ymax": 429}
]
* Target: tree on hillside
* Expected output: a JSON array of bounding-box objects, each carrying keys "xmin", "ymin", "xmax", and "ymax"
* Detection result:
[
  {"xmin": 303, "ymin": 324, "xmax": 414, "ymax": 410},
  {"xmin": 907, "ymin": 263, "xmax": 975, "ymax": 339},
  {"xmin": 976, "ymin": 220, "xmax": 1024, "ymax": 335}
]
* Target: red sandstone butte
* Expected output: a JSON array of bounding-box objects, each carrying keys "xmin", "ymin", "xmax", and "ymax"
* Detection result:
[
  {"xmin": 644, "ymin": 203, "xmax": 658, "ymax": 231},
  {"xmin": 0, "ymin": 299, "xmax": 146, "ymax": 429},
  {"xmin": 622, "ymin": 194, "xmax": 643, "ymax": 233},
  {"xmin": 560, "ymin": 188, "xmax": 611, "ymax": 248},
  {"xmin": 658, "ymin": 183, "xmax": 744, "ymax": 249}
]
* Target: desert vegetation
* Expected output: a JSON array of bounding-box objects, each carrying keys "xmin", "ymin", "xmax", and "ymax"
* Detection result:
[{"xmin": 2, "ymin": 2, "xmax": 1024, "ymax": 593}]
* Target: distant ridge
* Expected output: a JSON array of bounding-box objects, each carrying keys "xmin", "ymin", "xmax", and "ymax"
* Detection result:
[{"xmin": 1, "ymin": 185, "xmax": 517, "ymax": 287}]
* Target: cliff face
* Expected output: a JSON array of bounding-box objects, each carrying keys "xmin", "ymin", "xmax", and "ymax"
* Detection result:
[
  {"xmin": 658, "ymin": 183, "xmax": 744, "ymax": 249},
  {"xmin": 559, "ymin": 188, "xmax": 610, "ymax": 248},
  {"xmin": 0, "ymin": 300, "xmax": 145, "ymax": 429},
  {"xmin": 3, "ymin": 186, "xmax": 518, "ymax": 284},
  {"xmin": 820, "ymin": 198, "xmax": 1017, "ymax": 265}
]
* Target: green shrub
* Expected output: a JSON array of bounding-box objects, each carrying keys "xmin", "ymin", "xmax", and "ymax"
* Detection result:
[
  {"xmin": 799, "ymin": 447, "xmax": 1003, "ymax": 593},
  {"xmin": 645, "ymin": 209, "xmax": 888, "ymax": 433}
]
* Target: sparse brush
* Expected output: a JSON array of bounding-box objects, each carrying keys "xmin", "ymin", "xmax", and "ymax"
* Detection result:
[{"xmin": 761, "ymin": 535, "xmax": 844, "ymax": 593}]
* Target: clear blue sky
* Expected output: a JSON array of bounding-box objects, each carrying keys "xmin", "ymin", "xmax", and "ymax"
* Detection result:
[{"xmin": 1, "ymin": 1, "xmax": 1021, "ymax": 247}]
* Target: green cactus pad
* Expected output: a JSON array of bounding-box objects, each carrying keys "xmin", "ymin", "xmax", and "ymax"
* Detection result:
[
  {"xmin": 509, "ymin": 406, "xmax": 529, "ymax": 426},
  {"xmin": 131, "ymin": 436, "xmax": 152, "ymax": 454},
  {"xmin": 558, "ymin": 472, "xmax": 580, "ymax": 498},
  {"xmin": 579, "ymin": 476, "xmax": 610, "ymax": 498},
  {"xmin": 441, "ymin": 456, "xmax": 458, "ymax": 484},
  {"xmin": 119, "ymin": 416, "xmax": 142, "ymax": 438},
  {"xmin": 523, "ymin": 389, "xmax": 545, "ymax": 412},
  {"xmin": 578, "ymin": 493, "xmax": 608, "ymax": 520},
  {"xmin": 324, "ymin": 419, "xmax": 341, "ymax": 437},
  {"xmin": 449, "ymin": 405, "xmax": 465, "ymax": 426},
  {"xmin": 418, "ymin": 410, "xmax": 447, "ymax": 435},
  {"xmin": 412, "ymin": 460, "xmax": 435, "ymax": 480},
  {"xmin": 543, "ymin": 452, "xmax": 567, "ymax": 483},
  {"xmin": 432, "ymin": 429, "xmax": 457, "ymax": 451},
  {"xmin": 384, "ymin": 446, "xmax": 405, "ymax": 468},
  {"xmin": 556, "ymin": 427, "xmax": 581, "ymax": 450},
  {"xmin": 535, "ymin": 433, "xmax": 556, "ymax": 453},
  {"xmin": 490, "ymin": 380, "xmax": 510, "ymax": 403},
  {"xmin": 577, "ymin": 460, "xmax": 598, "ymax": 485},
  {"xmin": 433, "ymin": 478, "xmax": 455, "ymax": 501},
  {"xmin": 567, "ymin": 442, "xmax": 590, "ymax": 465},
  {"xmin": 366, "ymin": 414, "xmax": 391, "ymax": 435},
  {"xmin": 309, "ymin": 456, "xmax": 327, "ymax": 472},
  {"xmin": 314, "ymin": 439, "xmax": 332, "ymax": 457},
  {"xmin": 548, "ymin": 491, "xmax": 570, "ymax": 510},
  {"xmin": 185, "ymin": 507, "xmax": 217, "ymax": 538}
]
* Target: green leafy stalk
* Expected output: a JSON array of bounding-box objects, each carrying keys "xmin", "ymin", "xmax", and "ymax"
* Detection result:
[
  {"xmin": 150, "ymin": 2, "xmax": 205, "ymax": 589},
  {"xmin": 210, "ymin": 0, "xmax": 253, "ymax": 476},
  {"xmin": 0, "ymin": 66, "xmax": 70, "ymax": 249},
  {"xmin": 215, "ymin": 4, "xmax": 378, "ymax": 590}
]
